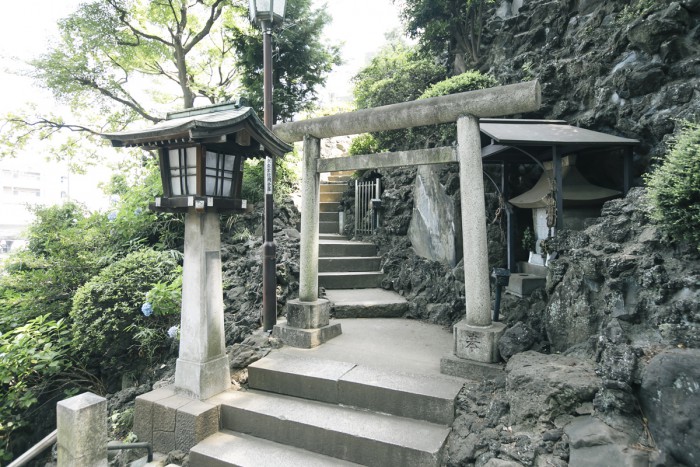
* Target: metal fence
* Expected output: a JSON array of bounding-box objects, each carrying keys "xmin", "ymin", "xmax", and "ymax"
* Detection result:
[{"xmin": 354, "ymin": 178, "xmax": 381, "ymax": 235}]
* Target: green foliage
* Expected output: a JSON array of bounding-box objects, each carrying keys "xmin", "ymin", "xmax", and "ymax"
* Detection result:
[
  {"xmin": 241, "ymin": 147, "xmax": 300, "ymax": 204},
  {"xmin": 145, "ymin": 273, "xmax": 183, "ymax": 317},
  {"xmin": 70, "ymin": 249, "xmax": 181, "ymax": 381},
  {"xmin": 0, "ymin": 315, "xmax": 97, "ymax": 460},
  {"xmin": 102, "ymin": 157, "xmax": 184, "ymax": 252},
  {"xmin": 352, "ymin": 42, "xmax": 446, "ymax": 151},
  {"xmin": 349, "ymin": 134, "xmax": 383, "ymax": 156},
  {"xmin": 418, "ymin": 71, "xmax": 497, "ymax": 99},
  {"xmin": 645, "ymin": 122, "xmax": 700, "ymax": 249},
  {"xmin": 0, "ymin": 203, "xmax": 108, "ymax": 330},
  {"xmin": 400, "ymin": 0, "xmax": 494, "ymax": 69},
  {"xmin": 228, "ymin": 0, "xmax": 342, "ymax": 123},
  {"xmin": 407, "ymin": 71, "xmax": 498, "ymax": 148}
]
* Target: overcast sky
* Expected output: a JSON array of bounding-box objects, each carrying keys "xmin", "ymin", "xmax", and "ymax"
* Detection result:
[{"xmin": 0, "ymin": 0, "xmax": 404, "ymax": 114}]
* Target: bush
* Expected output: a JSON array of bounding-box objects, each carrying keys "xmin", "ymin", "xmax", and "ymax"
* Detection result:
[
  {"xmin": 241, "ymin": 146, "xmax": 300, "ymax": 205},
  {"xmin": 0, "ymin": 315, "xmax": 98, "ymax": 461},
  {"xmin": 349, "ymin": 134, "xmax": 383, "ymax": 156},
  {"xmin": 645, "ymin": 122, "xmax": 700, "ymax": 249},
  {"xmin": 407, "ymin": 71, "xmax": 499, "ymax": 148},
  {"xmin": 0, "ymin": 203, "xmax": 107, "ymax": 330},
  {"xmin": 418, "ymin": 70, "xmax": 498, "ymax": 99},
  {"xmin": 70, "ymin": 248, "xmax": 182, "ymax": 384}
]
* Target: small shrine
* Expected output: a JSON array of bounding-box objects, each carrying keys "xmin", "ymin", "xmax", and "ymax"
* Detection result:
[{"xmin": 479, "ymin": 119, "xmax": 638, "ymax": 295}]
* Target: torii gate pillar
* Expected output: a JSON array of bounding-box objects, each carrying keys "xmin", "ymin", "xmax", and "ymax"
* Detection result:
[{"xmin": 452, "ymin": 115, "xmax": 505, "ymax": 364}]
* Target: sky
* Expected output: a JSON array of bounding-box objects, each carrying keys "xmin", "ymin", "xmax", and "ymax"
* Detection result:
[{"xmin": 0, "ymin": 0, "xmax": 405, "ymax": 114}]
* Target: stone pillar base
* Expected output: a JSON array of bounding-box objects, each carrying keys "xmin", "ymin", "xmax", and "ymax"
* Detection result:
[
  {"xmin": 133, "ymin": 387, "xmax": 219, "ymax": 454},
  {"xmin": 453, "ymin": 320, "xmax": 506, "ymax": 363},
  {"xmin": 273, "ymin": 320, "xmax": 342, "ymax": 348},
  {"xmin": 174, "ymin": 354, "xmax": 230, "ymax": 400},
  {"xmin": 57, "ymin": 392, "xmax": 108, "ymax": 467},
  {"xmin": 286, "ymin": 298, "xmax": 331, "ymax": 328}
]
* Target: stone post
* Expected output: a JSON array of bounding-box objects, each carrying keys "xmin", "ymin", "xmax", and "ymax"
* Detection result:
[
  {"xmin": 273, "ymin": 135, "xmax": 341, "ymax": 348},
  {"xmin": 452, "ymin": 115, "xmax": 505, "ymax": 363},
  {"xmin": 299, "ymin": 135, "xmax": 322, "ymax": 302},
  {"xmin": 174, "ymin": 210, "xmax": 230, "ymax": 400},
  {"xmin": 57, "ymin": 392, "xmax": 107, "ymax": 467}
]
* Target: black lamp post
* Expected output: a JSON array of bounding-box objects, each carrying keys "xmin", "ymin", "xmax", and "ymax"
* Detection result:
[{"xmin": 249, "ymin": 0, "xmax": 287, "ymax": 332}]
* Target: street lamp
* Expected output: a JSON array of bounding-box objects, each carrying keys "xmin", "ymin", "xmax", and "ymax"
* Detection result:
[{"xmin": 249, "ymin": 0, "xmax": 287, "ymax": 332}]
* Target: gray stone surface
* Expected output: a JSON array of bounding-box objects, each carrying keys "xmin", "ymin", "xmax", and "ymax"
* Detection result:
[
  {"xmin": 318, "ymin": 270, "xmax": 384, "ymax": 289},
  {"xmin": 506, "ymin": 351, "xmax": 601, "ymax": 425},
  {"xmin": 319, "ymin": 256, "xmax": 382, "ymax": 273},
  {"xmin": 249, "ymin": 352, "xmax": 355, "ymax": 404},
  {"xmin": 174, "ymin": 400, "xmax": 219, "ymax": 452},
  {"xmin": 325, "ymin": 288, "xmax": 408, "ymax": 318},
  {"xmin": 176, "ymin": 211, "xmax": 230, "ymax": 400},
  {"xmin": 190, "ymin": 431, "xmax": 363, "ymax": 466},
  {"xmin": 219, "ymin": 389, "xmax": 450, "ymax": 466},
  {"xmin": 286, "ymin": 298, "xmax": 331, "ymax": 329},
  {"xmin": 497, "ymin": 321, "xmax": 536, "ymax": 361},
  {"xmin": 505, "ymin": 273, "xmax": 546, "ymax": 298},
  {"xmin": 318, "ymin": 146, "xmax": 458, "ymax": 172},
  {"xmin": 338, "ymin": 364, "xmax": 463, "ymax": 425},
  {"xmin": 453, "ymin": 320, "xmax": 505, "ymax": 363},
  {"xmin": 57, "ymin": 392, "xmax": 108, "ymax": 467},
  {"xmin": 299, "ymin": 135, "xmax": 322, "ymax": 301},
  {"xmin": 457, "ymin": 116, "xmax": 493, "ymax": 328},
  {"xmin": 408, "ymin": 165, "xmax": 459, "ymax": 267},
  {"xmin": 440, "ymin": 355, "xmax": 505, "ymax": 381},
  {"xmin": 639, "ymin": 348, "xmax": 700, "ymax": 466},
  {"xmin": 273, "ymin": 81, "xmax": 541, "ymax": 142},
  {"xmin": 272, "ymin": 320, "xmax": 342, "ymax": 348},
  {"xmin": 564, "ymin": 416, "xmax": 648, "ymax": 467}
]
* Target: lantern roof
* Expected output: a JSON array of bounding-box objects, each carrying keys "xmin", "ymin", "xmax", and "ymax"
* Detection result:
[{"xmin": 102, "ymin": 102, "xmax": 292, "ymax": 157}]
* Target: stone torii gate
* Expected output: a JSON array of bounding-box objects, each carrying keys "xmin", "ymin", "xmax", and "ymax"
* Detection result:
[{"xmin": 273, "ymin": 81, "xmax": 541, "ymax": 368}]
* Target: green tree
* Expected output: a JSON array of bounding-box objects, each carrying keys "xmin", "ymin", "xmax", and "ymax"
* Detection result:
[
  {"xmin": 645, "ymin": 122, "xmax": 700, "ymax": 249},
  {"xmin": 228, "ymin": 0, "xmax": 342, "ymax": 123},
  {"xmin": 398, "ymin": 0, "xmax": 494, "ymax": 72},
  {"xmin": 1, "ymin": 0, "xmax": 338, "ymax": 160},
  {"xmin": 352, "ymin": 41, "xmax": 447, "ymax": 150}
]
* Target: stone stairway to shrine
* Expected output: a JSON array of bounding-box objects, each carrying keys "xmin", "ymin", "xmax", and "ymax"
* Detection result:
[
  {"xmin": 317, "ymin": 171, "xmax": 408, "ymax": 318},
  {"xmin": 190, "ymin": 320, "xmax": 465, "ymax": 467}
]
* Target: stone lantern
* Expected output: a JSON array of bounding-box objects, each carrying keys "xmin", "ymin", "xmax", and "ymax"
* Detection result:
[{"xmin": 104, "ymin": 102, "xmax": 291, "ymax": 399}]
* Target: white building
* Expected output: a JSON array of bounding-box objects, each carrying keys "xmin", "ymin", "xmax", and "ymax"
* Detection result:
[{"xmin": 0, "ymin": 153, "xmax": 111, "ymax": 254}]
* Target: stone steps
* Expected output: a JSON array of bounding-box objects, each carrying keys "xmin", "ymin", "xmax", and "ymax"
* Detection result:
[
  {"xmin": 319, "ymin": 220, "xmax": 339, "ymax": 234},
  {"xmin": 319, "ymin": 271, "xmax": 384, "ymax": 289},
  {"xmin": 248, "ymin": 353, "xmax": 461, "ymax": 425},
  {"xmin": 319, "ymin": 239, "xmax": 377, "ymax": 257},
  {"xmin": 319, "ymin": 256, "xmax": 382, "ymax": 272},
  {"xmin": 320, "ymin": 191, "xmax": 343, "ymax": 203},
  {"xmin": 320, "ymin": 201, "xmax": 340, "ymax": 213},
  {"xmin": 190, "ymin": 431, "xmax": 362, "ymax": 467},
  {"xmin": 192, "ymin": 348, "xmax": 462, "ymax": 467},
  {"xmin": 325, "ymin": 288, "xmax": 408, "ymax": 318}
]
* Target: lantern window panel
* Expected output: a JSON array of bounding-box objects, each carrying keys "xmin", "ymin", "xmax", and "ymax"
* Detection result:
[
  {"xmin": 205, "ymin": 151, "xmax": 238, "ymax": 198},
  {"xmin": 272, "ymin": 0, "xmax": 285, "ymax": 21},
  {"xmin": 168, "ymin": 147, "xmax": 198, "ymax": 196}
]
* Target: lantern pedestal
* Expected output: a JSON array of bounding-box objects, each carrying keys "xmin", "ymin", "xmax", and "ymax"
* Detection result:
[
  {"xmin": 174, "ymin": 211, "xmax": 231, "ymax": 400},
  {"xmin": 272, "ymin": 299, "xmax": 342, "ymax": 348}
]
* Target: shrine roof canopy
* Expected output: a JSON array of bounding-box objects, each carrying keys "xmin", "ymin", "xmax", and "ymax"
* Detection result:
[
  {"xmin": 479, "ymin": 119, "xmax": 639, "ymax": 164},
  {"xmin": 103, "ymin": 102, "xmax": 292, "ymax": 158}
]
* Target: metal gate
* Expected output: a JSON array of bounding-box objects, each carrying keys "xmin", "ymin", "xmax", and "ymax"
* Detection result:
[{"xmin": 354, "ymin": 178, "xmax": 381, "ymax": 235}]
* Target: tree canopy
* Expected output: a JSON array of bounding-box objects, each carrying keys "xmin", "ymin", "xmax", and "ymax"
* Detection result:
[
  {"xmin": 1, "ymin": 0, "xmax": 339, "ymax": 160},
  {"xmin": 398, "ymin": 0, "xmax": 494, "ymax": 73}
]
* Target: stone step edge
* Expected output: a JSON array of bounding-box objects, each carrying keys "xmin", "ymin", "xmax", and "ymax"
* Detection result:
[
  {"xmin": 190, "ymin": 430, "xmax": 362, "ymax": 467},
  {"xmin": 216, "ymin": 390, "xmax": 449, "ymax": 466},
  {"xmin": 248, "ymin": 353, "xmax": 463, "ymax": 425}
]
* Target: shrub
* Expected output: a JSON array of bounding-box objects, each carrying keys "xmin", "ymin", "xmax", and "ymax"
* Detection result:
[
  {"xmin": 70, "ymin": 249, "xmax": 181, "ymax": 384},
  {"xmin": 0, "ymin": 315, "xmax": 98, "ymax": 461},
  {"xmin": 645, "ymin": 122, "xmax": 700, "ymax": 249},
  {"xmin": 408, "ymin": 71, "xmax": 499, "ymax": 148},
  {"xmin": 349, "ymin": 134, "xmax": 383, "ymax": 156},
  {"xmin": 241, "ymin": 146, "xmax": 300, "ymax": 205}
]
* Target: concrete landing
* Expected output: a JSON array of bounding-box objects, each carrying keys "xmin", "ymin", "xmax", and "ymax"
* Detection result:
[
  {"xmin": 276, "ymin": 318, "xmax": 454, "ymax": 376},
  {"xmin": 325, "ymin": 288, "xmax": 408, "ymax": 318}
]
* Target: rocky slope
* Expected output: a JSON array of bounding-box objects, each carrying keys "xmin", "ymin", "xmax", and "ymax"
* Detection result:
[{"xmin": 480, "ymin": 0, "xmax": 700, "ymax": 171}]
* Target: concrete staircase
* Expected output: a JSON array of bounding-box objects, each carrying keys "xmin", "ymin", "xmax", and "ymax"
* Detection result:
[
  {"xmin": 190, "ymin": 351, "xmax": 464, "ymax": 466},
  {"xmin": 317, "ymin": 172, "xmax": 408, "ymax": 318}
]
